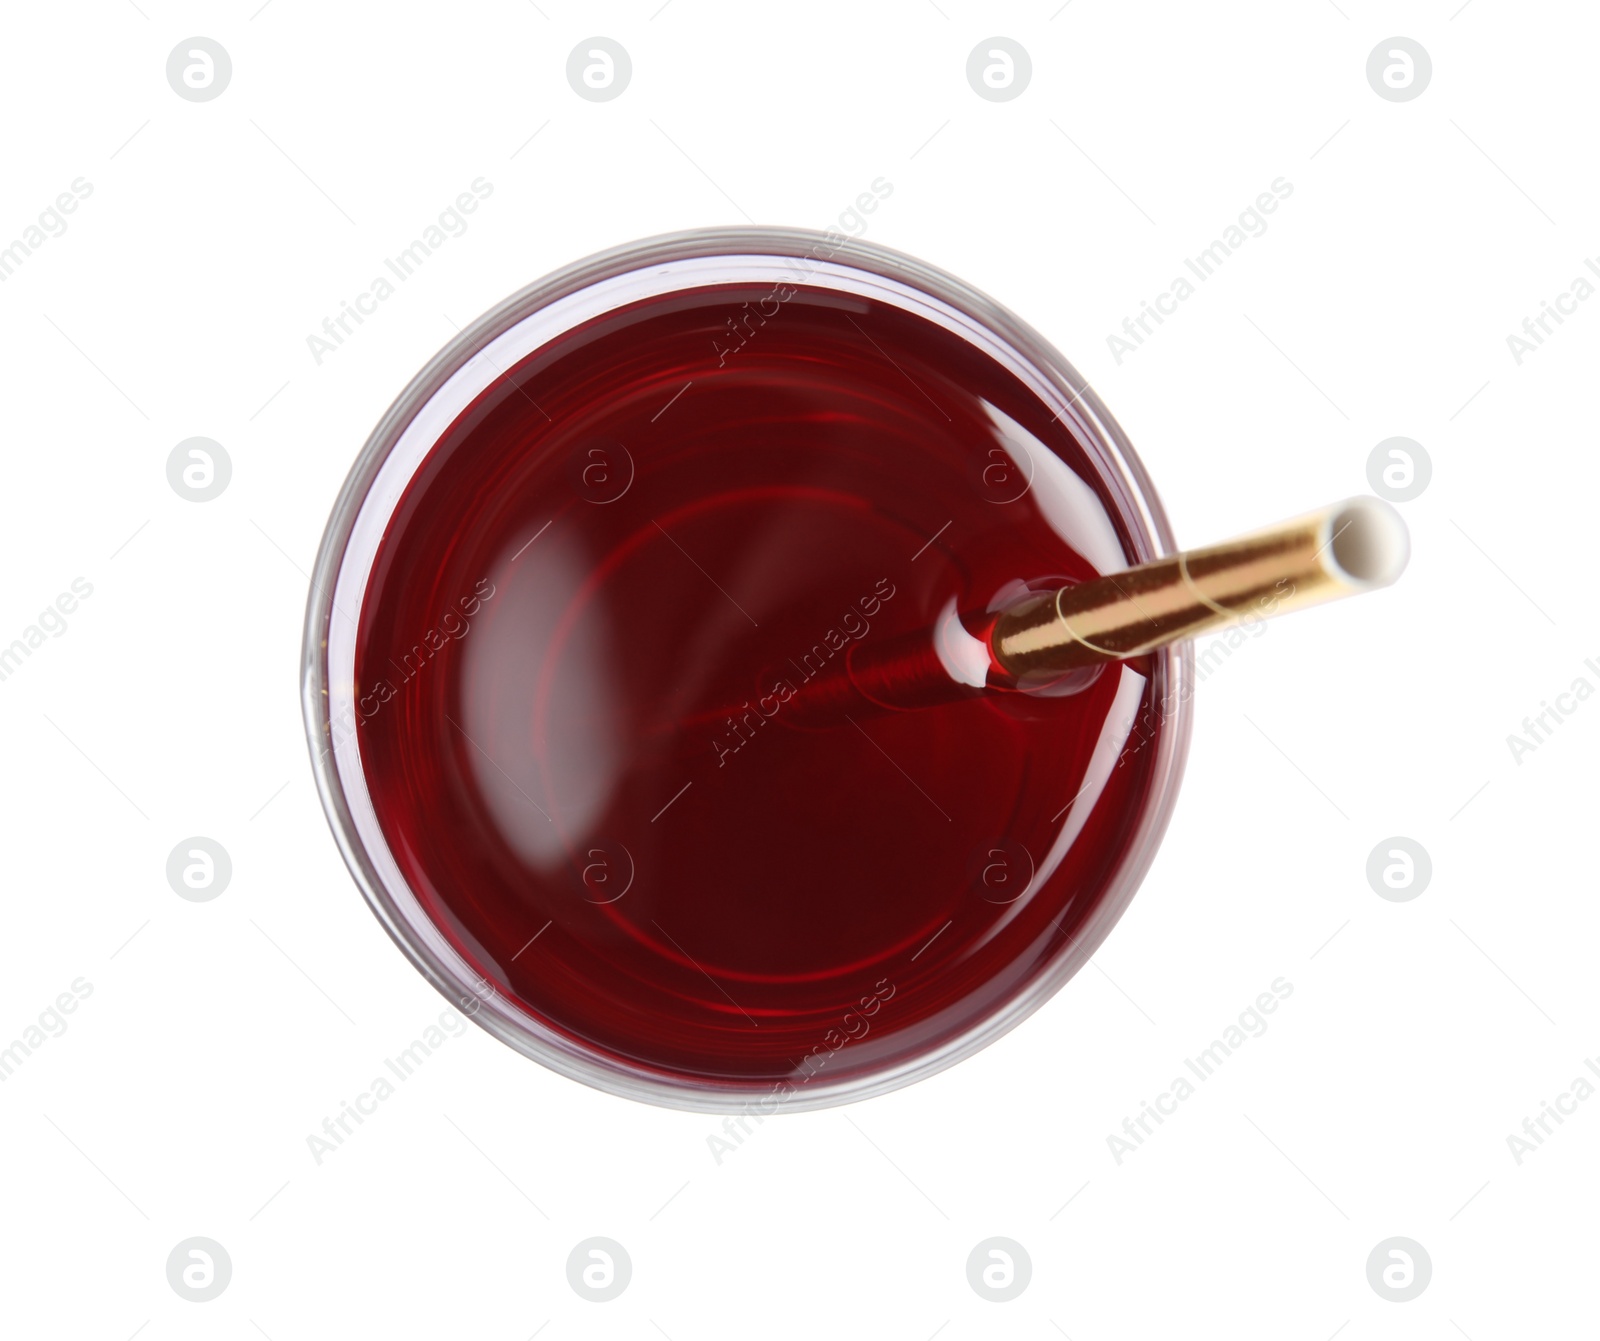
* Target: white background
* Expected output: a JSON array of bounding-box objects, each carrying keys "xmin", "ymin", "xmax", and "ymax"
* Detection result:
[{"xmin": 1, "ymin": 2, "xmax": 1594, "ymax": 1337}]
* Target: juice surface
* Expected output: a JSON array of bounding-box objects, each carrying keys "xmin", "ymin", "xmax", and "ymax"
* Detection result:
[{"xmin": 353, "ymin": 279, "xmax": 1170, "ymax": 1095}]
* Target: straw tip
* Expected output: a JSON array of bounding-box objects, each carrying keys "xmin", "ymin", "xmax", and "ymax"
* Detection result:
[{"xmin": 1325, "ymin": 496, "xmax": 1410, "ymax": 589}]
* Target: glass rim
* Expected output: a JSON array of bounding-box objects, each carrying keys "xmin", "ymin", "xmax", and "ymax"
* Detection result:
[{"xmin": 300, "ymin": 225, "xmax": 1195, "ymax": 1113}]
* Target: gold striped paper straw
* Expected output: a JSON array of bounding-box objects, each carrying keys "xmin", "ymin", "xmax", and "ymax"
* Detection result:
[{"xmin": 991, "ymin": 496, "xmax": 1410, "ymax": 680}]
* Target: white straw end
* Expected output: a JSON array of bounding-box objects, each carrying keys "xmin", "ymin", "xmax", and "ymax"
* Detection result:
[{"xmin": 1324, "ymin": 496, "xmax": 1410, "ymax": 590}]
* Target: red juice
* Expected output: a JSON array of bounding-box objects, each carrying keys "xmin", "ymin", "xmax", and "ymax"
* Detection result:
[{"xmin": 349, "ymin": 274, "xmax": 1176, "ymax": 1098}]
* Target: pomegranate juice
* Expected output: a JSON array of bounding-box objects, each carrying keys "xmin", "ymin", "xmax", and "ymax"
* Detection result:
[{"xmin": 350, "ymin": 275, "xmax": 1172, "ymax": 1097}]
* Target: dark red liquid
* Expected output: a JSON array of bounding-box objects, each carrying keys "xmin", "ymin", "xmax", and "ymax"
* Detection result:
[{"xmin": 353, "ymin": 278, "xmax": 1174, "ymax": 1100}]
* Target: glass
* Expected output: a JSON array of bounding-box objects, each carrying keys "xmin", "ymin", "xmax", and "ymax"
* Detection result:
[{"xmin": 301, "ymin": 228, "xmax": 1193, "ymax": 1112}]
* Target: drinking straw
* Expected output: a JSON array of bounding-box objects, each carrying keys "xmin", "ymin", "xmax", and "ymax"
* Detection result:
[
  {"xmin": 779, "ymin": 496, "xmax": 1409, "ymax": 724},
  {"xmin": 989, "ymin": 495, "xmax": 1409, "ymax": 680}
]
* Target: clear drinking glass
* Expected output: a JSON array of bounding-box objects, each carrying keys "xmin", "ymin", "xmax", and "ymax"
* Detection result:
[{"xmin": 301, "ymin": 228, "xmax": 1193, "ymax": 1112}]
